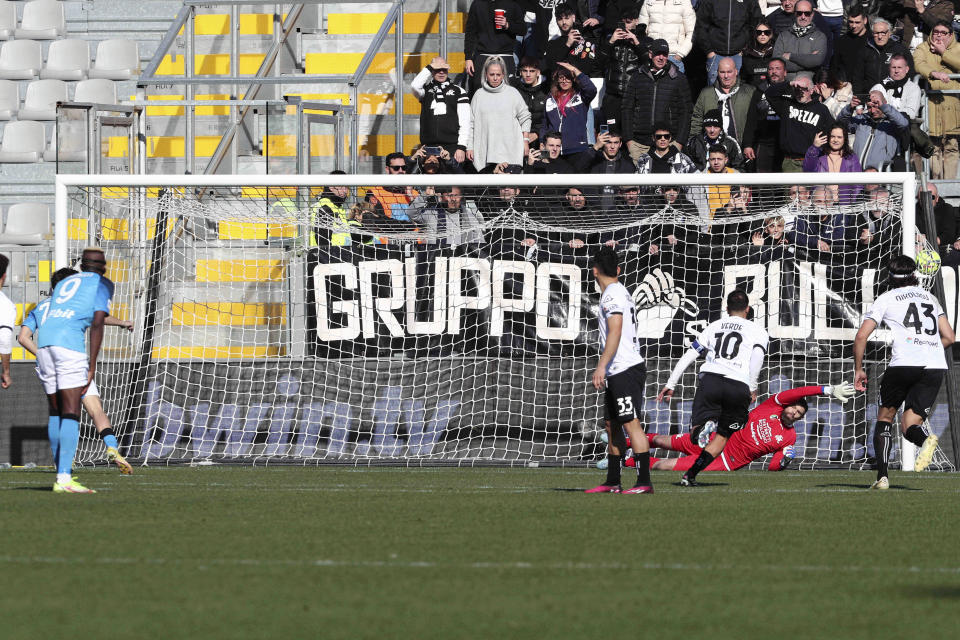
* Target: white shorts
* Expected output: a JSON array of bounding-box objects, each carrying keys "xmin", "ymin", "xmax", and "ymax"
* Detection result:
[{"xmin": 36, "ymin": 346, "xmax": 90, "ymax": 394}]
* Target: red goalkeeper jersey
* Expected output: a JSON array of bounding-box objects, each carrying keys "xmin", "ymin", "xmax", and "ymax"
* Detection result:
[{"xmin": 723, "ymin": 386, "xmax": 824, "ymax": 470}]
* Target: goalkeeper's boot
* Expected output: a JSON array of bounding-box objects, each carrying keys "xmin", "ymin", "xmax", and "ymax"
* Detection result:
[
  {"xmin": 622, "ymin": 484, "xmax": 654, "ymax": 494},
  {"xmin": 869, "ymin": 476, "xmax": 889, "ymax": 491},
  {"xmin": 914, "ymin": 434, "xmax": 939, "ymax": 472},
  {"xmin": 679, "ymin": 473, "xmax": 698, "ymax": 487},
  {"xmin": 585, "ymin": 483, "xmax": 621, "ymax": 494},
  {"xmin": 697, "ymin": 421, "xmax": 717, "ymax": 449},
  {"xmin": 107, "ymin": 447, "xmax": 133, "ymax": 475},
  {"xmin": 53, "ymin": 478, "xmax": 96, "ymax": 494}
]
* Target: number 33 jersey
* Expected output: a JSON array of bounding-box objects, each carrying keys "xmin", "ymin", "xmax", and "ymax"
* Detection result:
[
  {"xmin": 693, "ymin": 316, "xmax": 769, "ymax": 387},
  {"xmin": 37, "ymin": 272, "xmax": 114, "ymax": 355},
  {"xmin": 865, "ymin": 286, "xmax": 946, "ymax": 369},
  {"xmin": 598, "ymin": 282, "xmax": 644, "ymax": 376}
]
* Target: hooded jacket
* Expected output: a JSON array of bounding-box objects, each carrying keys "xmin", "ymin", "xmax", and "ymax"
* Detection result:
[
  {"xmin": 541, "ymin": 73, "xmax": 598, "ymax": 155},
  {"xmin": 639, "ymin": 0, "xmax": 696, "ymax": 58},
  {"xmin": 510, "ymin": 76, "xmax": 549, "ymax": 138}
]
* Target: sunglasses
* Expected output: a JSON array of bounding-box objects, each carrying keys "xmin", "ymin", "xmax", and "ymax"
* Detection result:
[
  {"xmin": 654, "ymin": 133, "xmax": 672, "ymax": 140},
  {"xmin": 388, "ymin": 164, "xmax": 406, "ymax": 171},
  {"xmin": 756, "ymin": 29, "xmax": 772, "ymax": 35},
  {"xmin": 797, "ymin": 10, "xmax": 813, "ymax": 16}
]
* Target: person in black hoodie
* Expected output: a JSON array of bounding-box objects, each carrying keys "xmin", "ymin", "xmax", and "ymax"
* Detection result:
[
  {"xmin": 511, "ymin": 56, "xmax": 549, "ymax": 147},
  {"xmin": 525, "ymin": 131, "xmax": 578, "ymax": 174},
  {"xmin": 621, "ymin": 40, "xmax": 692, "ymax": 162},
  {"xmin": 464, "ymin": 0, "xmax": 525, "ymax": 92},
  {"xmin": 597, "ymin": 6, "xmax": 649, "ymax": 130},
  {"xmin": 578, "ymin": 130, "xmax": 637, "ymax": 211},
  {"xmin": 741, "ymin": 19, "xmax": 777, "ymax": 88},
  {"xmin": 765, "ymin": 76, "xmax": 834, "ymax": 171},
  {"xmin": 695, "ymin": 0, "xmax": 762, "ymax": 86}
]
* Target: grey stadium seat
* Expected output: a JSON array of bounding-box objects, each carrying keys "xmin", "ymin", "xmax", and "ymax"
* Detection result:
[
  {"xmin": 0, "ymin": 79, "xmax": 18, "ymax": 119},
  {"xmin": 19, "ymin": 78, "xmax": 67, "ymax": 120},
  {"xmin": 0, "ymin": 202, "xmax": 48, "ymax": 244},
  {"xmin": 74, "ymin": 78, "xmax": 116, "ymax": 105},
  {"xmin": 41, "ymin": 39, "xmax": 90, "ymax": 81},
  {"xmin": 0, "ymin": 120, "xmax": 45, "ymax": 162},
  {"xmin": 0, "ymin": 40, "xmax": 42, "ymax": 80},
  {"xmin": 89, "ymin": 39, "xmax": 140, "ymax": 80},
  {"xmin": 15, "ymin": 0, "xmax": 66, "ymax": 40},
  {"xmin": 0, "ymin": 3, "xmax": 16, "ymax": 40}
]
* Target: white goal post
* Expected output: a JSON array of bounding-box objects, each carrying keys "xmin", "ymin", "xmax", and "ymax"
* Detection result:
[{"xmin": 53, "ymin": 170, "xmax": 956, "ymax": 470}]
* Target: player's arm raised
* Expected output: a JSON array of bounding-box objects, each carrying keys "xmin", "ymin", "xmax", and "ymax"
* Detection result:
[
  {"xmin": 593, "ymin": 313, "xmax": 622, "ymax": 390},
  {"xmin": 658, "ymin": 343, "xmax": 703, "ymax": 403},
  {"xmin": 853, "ymin": 318, "xmax": 877, "ymax": 392}
]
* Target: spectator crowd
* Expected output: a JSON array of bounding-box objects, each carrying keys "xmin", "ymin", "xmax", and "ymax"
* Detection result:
[{"xmin": 317, "ymin": 0, "xmax": 960, "ymax": 263}]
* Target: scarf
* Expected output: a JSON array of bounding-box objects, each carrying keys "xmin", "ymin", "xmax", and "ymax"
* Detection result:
[
  {"xmin": 791, "ymin": 23, "xmax": 815, "ymax": 38},
  {"xmin": 743, "ymin": 43, "xmax": 774, "ymax": 58},
  {"xmin": 881, "ymin": 75, "xmax": 908, "ymax": 99},
  {"xmin": 555, "ymin": 89, "xmax": 574, "ymax": 116},
  {"xmin": 716, "ymin": 84, "xmax": 741, "ymax": 141}
]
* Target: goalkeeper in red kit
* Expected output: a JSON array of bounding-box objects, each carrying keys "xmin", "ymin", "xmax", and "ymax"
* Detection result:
[{"xmin": 609, "ymin": 383, "xmax": 855, "ymax": 472}]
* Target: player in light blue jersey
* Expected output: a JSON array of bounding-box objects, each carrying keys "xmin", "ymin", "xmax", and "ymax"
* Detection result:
[
  {"xmin": 35, "ymin": 248, "xmax": 115, "ymax": 494},
  {"xmin": 19, "ymin": 267, "xmax": 133, "ymax": 475}
]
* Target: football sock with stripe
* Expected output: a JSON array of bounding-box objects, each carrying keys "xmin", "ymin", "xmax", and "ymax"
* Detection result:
[
  {"xmin": 874, "ymin": 421, "xmax": 893, "ymax": 480},
  {"xmin": 605, "ymin": 454, "xmax": 623, "ymax": 485},
  {"xmin": 99, "ymin": 427, "xmax": 119, "ymax": 450},
  {"xmin": 903, "ymin": 425, "xmax": 927, "ymax": 448},
  {"xmin": 57, "ymin": 414, "xmax": 80, "ymax": 478},
  {"xmin": 633, "ymin": 452, "xmax": 651, "ymax": 486},
  {"xmin": 685, "ymin": 450, "xmax": 716, "ymax": 480}
]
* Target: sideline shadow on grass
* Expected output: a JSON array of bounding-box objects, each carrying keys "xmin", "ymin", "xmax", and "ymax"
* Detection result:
[
  {"xmin": 815, "ymin": 483, "xmax": 923, "ymax": 491},
  {"xmin": 8, "ymin": 486, "xmax": 54, "ymax": 491},
  {"xmin": 905, "ymin": 585, "xmax": 960, "ymax": 599}
]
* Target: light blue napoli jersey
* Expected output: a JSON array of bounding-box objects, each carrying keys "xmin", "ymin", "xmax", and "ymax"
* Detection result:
[
  {"xmin": 23, "ymin": 297, "xmax": 50, "ymax": 334},
  {"xmin": 36, "ymin": 272, "xmax": 114, "ymax": 354}
]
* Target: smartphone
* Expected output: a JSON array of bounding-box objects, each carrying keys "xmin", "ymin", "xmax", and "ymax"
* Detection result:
[
  {"xmin": 854, "ymin": 93, "xmax": 871, "ymax": 103},
  {"xmin": 424, "ymin": 145, "xmax": 443, "ymax": 156},
  {"xmin": 599, "ymin": 124, "xmax": 609, "ymax": 135},
  {"xmin": 616, "ymin": 20, "xmax": 626, "ymax": 31}
]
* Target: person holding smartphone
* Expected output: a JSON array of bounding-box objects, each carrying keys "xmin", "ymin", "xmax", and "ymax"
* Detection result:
[{"xmin": 411, "ymin": 57, "xmax": 470, "ymax": 164}]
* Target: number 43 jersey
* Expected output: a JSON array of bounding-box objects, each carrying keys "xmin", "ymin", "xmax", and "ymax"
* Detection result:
[
  {"xmin": 865, "ymin": 285, "xmax": 947, "ymax": 369},
  {"xmin": 37, "ymin": 272, "xmax": 114, "ymax": 355},
  {"xmin": 694, "ymin": 316, "xmax": 770, "ymax": 387},
  {"xmin": 598, "ymin": 282, "xmax": 644, "ymax": 376}
]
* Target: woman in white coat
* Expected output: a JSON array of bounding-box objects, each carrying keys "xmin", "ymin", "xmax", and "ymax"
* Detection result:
[
  {"xmin": 467, "ymin": 56, "xmax": 532, "ymax": 171},
  {"xmin": 639, "ymin": 0, "xmax": 696, "ymax": 72}
]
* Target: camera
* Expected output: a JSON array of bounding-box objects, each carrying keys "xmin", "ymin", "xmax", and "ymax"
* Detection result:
[{"xmin": 424, "ymin": 146, "xmax": 443, "ymax": 156}]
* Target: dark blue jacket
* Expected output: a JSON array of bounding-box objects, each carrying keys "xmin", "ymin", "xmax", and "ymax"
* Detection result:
[{"xmin": 540, "ymin": 73, "xmax": 598, "ymax": 156}]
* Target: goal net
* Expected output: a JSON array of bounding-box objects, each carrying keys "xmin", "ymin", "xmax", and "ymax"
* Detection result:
[{"xmin": 55, "ymin": 172, "xmax": 956, "ymax": 470}]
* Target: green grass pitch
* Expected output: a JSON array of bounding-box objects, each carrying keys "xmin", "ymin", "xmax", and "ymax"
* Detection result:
[{"xmin": 2, "ymin": 466, "xmax": 959, "ymax": 639}]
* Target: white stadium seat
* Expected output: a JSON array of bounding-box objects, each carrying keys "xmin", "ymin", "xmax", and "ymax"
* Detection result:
[
  {"xmin": 0, "ymin": 40, "xmax": 42, "ymax": 80},
  {"xmin": 74, "ymin": 78, "xmax": 116, "ymax": 105},
  {"xmin": 0, "ymin": 120, "xmax": 45, "ymax": 162},
  {"xmin": 89, "ymin": 39, "xmax": 140, "ymax": 80},
  {"xmin": 19, "ymin": 78, "xmax": 67, "ymax": 120},
  {"xmin": 15, "ymin": 0, "xmax": 66, "ymax": 40},
  {"xmin": 0, "ymin": 202, "xmax": 48, "ymax": 244},
  {"xmin": 0, "ymin": 79, "xmax": 18, "ymax": 120},
  {"xmin": 0, "ymin": 3, "xmax": 16, "ymax": 40},
  {"xmin": 41, "ymin": 39, "xmax": 90, "ymax": 81}
]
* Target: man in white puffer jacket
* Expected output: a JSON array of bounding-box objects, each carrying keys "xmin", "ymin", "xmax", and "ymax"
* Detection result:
[{"xmin": 639, "ymin": 0, "xmax": 696, "ymax": 73}]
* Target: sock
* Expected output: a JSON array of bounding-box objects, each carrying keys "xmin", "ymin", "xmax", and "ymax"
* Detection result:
[
  {"xmin": 100, "ymin": 427, "xmax": 119, "ymax": 450},
  {"xmin": 685, "ymin": 450, "xmax": 716, "ymax": 480},
  {"xmin": 604, "ymin": 454, "xmax": 623, "ymax": 485},
  {"xmin": 47, "ymin": 415, "xmax": 61, "ymax": 465},
  {"xmin": 645, "ymin": 432, "xmax": 657, "ymax": 448},
  {"xmin": 873, "ymin": 421, "xmax": 893, "ymax": 480},
  {"xmin": 633, "ymin": 452, "xmax": 651, "ymax": 487},
  {"xmin": 57, "ymin": 472, "xmax": 72, "ymax": 485},
  {"xmin": 904, "ymin": 425, "xmax": 928, "ymax": 447},
  {"xmin": 57, "ymin": 415, "xmax": 80, "ymax": 477}
]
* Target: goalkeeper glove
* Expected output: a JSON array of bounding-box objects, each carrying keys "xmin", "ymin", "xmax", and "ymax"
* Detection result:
[
  {"xmin": 778, "ymin": 445, "xmax": 796, "ymax": 470},
  {"xmin": 823, "ymin": 382, "xmax": 855, "ymax": 404}
]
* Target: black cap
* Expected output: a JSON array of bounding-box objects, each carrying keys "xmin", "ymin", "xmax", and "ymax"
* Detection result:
[
  {"xmin": 651, "ymin": 39, "xmax": 670, "ymax": 55},
  {"xmin": 703, "ymin": 109, "xmax": 722, "ymax": 128}
]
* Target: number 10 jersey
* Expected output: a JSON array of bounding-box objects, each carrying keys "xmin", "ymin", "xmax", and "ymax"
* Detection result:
[
  {"xmin": 865, "ymin": 285, "xmax": 946, "ymax": 369},
  {"xmin": 693, "ymin": 316, "xmax": 770, "ymax": 388}
]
